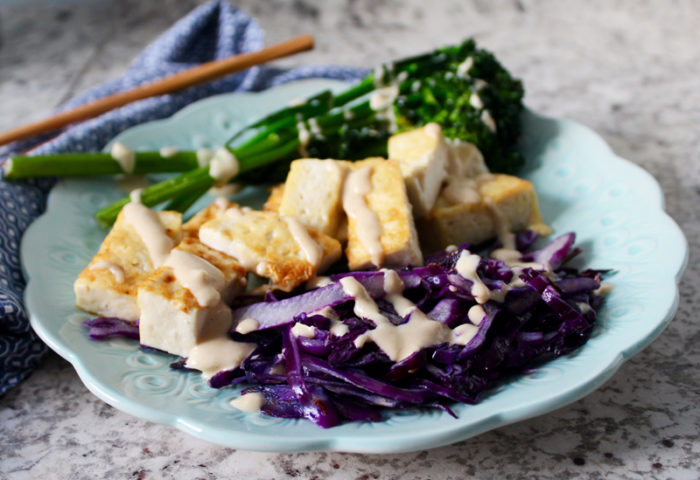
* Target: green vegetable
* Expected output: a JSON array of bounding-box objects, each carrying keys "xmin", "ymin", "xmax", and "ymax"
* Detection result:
[
  {"xmin": 6, "ymin": 39, "xmax": 525, "ymax": 227},
  {"xmin": 3, "ymin": 151, "xmax": 199, "ymax": 180}
]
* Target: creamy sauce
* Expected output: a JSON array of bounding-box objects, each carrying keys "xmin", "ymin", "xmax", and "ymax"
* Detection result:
[
  {"xmin": 423, "ymin": 122, "xmax": 442, "ymax": 139},
  {"xmin": 474, "ymin": 79, "xmax": 488, "ymax": 91},
  {"xmin": 129, "ymin": 188, "xmax": 142, "ymax": 204},
  {"xmin": 469, "ymin": 92, "xmax": 484, "ymax": 110},
  {"xmin": 342, "ymin": 166, "xmax": 384, "ymax": 267},
  {"xmin": 122, "ymin": 203, "xmax": 173, "ymax": 267},
  {"xmin": 186, "ymin": 336, "xmax": 255, "ymax": 379},
  {"xmin": 283, "ymin": 216, "xmax": 323, "ymax": 269},
  {"xmin": 481, "ymin": 110, "xmax": 497, "ymax": 132},
  {"xmin": 456, "ymin": 57, "xmax": 474, "ymax": 78},
  {"xmin": 442, "ymin": 177, "xmax": 480, "ymax": 204},
  {"xmin": 484, "ymin": 198, "xmax": 516, "ymax": 250},
  {"xmin": 342, "ymin": 276, "xmax": 452, "ymax": 362},
  {"xmin": 455, "ymin": 250, "xmax": 490, "ymax": 304},
  {"xmin": 196, "ymin": 148, "xmax": 214, "ymax": 167},
  {"xmin": 310, "ymin": 306, "xmax": 348, "ymax": 337},
  {"xmin": 467, "ymin": 304, "xmax": 486, "ymax": 325},
  {"xmin": 89, "ymin": 260, "xmax": 125, "ymax": 283},
  {"xmin": 306, "ymin": 276, "xmax": 332, "ymax": 289},
  {"xmin": 235, "ymin": 318, "xmax": 259, "ymax": 334},
  {"xmin": 111, "ymin": 142, "xmax": 135, "ymax": 174},
  {"xmin": 451, "ymin": 323, "xmax": 479, "ymax": 345},
  {"xmin": 308, "ymin": 117, "xmax": 322, "ymax": 138},
  {"xmin": 230, "ymin": 392, "xmax": 265, "ymax": 412},
  {"xmin": 291, "ymin": 322, "xmax": 316, "ymax": 338},
  {"xmin": 593, "ymin": 282, "xmax": 614, "ymax": 296},
  {"xmin": 369, "ymin": 85, "xmax": 399, "ymax": 111},
  {"xmin": 159, "ymin": 146, "xmax": 179, "ymax": 158},
  {"xmin": 297, "ymin": 121, "xmax": 311, "ymax": 157},
  {"xmin": 208, "ymin": 148, "xmax": 239, "ymax": 186},
  {"xmin": 165, "ymin": 249, "xmax": 225, "ymax": 308}
]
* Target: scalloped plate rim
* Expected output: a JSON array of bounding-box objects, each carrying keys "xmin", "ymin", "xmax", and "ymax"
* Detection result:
[{"xmin": 22, "ymin": 79, "xmax": 688, "ymax": 453}]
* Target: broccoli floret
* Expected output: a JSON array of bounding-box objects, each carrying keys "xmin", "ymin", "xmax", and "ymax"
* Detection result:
[{"xmin": 392, "ymin": 39, "xmax": 525, "ymax": 174}]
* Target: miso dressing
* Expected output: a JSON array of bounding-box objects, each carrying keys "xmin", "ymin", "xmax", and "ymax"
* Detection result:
[
  {"xmin": 283, "ymin": 216, "xmax": 323, "ymax": 268},
  {"xmin": 122, "ymin": 203, "xmax": 174, "ymax": 267},
  {"xmin": 89, "ymin": 260, "xmax": 125, "ymax": 283},
  {"xmin": 235, "ymin": 318, "xmax": 259, "ymax": 334},
  {"xmin": 230, "ymin": 392, "xmax": 265, "ymax": 412},
  {"xmin": 111, "ymin": 142, "xmax": 135, "ymax": 174},
  {"xmin": 164, "ymin": 249, "xmax": 225, "ymax": 308},
  {"xmin": 208, "ymin": 148, "xmax": 239, "ymax": 186},
  {"xmin": 455, "ymin": 250, "xmax": 491, "ymax": 304},
  {"xmin": 186, "ymin": 336, "xmax": 255, "ymax": 379},
  {"xmin": 342, "ymin": 166, "xmax": 384, "ymax": 267}
]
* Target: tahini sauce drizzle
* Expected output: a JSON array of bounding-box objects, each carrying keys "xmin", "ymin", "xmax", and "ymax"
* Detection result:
[
  {"xmin": 341, "ymin": 275, "xmax": 453, "ymax": 362},
  {"xmin": 230, "ymin": 392, "xmax": 265, "ymax": 412},
  {"xmin": 455, "ymin": 251, "xmax": 491, "ymax": 304},
  {"xmin": 89, "ymin": 260, "xmax": 125, "ymax": 283},
  {"xmin": 342, "ymin": 166, "xmax": 384, "ymax": 267},
  {"xmin": 208, "ymin": 148, "xmax": 239, "ymax": 186},
  {"xmin": 283, "ymin": 216, "xmax": 323, "ymax": 269},
  {"xmin": 111, "ymin": 142, "xmax": 135, "ymax": 174},
  {"xmin": 122, "ymin": 203, "xmax": 173, "ymax": 267},
  {"xmin": 164, "ymin": 249, "xmax": 225, "ymax": 308}
]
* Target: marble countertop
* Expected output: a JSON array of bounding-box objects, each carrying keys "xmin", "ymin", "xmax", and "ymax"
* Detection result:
[{"xmin": 1, "ymin": 0, "xmax": 699, "ymax": 478}]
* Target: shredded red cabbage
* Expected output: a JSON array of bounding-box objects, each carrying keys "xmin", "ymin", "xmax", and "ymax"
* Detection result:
[
  {"xmin": 83, "ymin": 317, "xmax": 139, "ymax": 340},
  {"xmin": 83, "ymin": 231, "xmax": 608, "ymax": 428}
]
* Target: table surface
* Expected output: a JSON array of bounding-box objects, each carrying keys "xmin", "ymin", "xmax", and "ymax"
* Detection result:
[{"xmin": 1, "ymin": 0, "xmax": 699, "ymax": 478}]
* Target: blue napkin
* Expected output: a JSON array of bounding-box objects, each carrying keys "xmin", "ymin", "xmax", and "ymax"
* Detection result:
[{"xmin": 0, "ymin": 0, "xmax": 367, "ymax": 395}]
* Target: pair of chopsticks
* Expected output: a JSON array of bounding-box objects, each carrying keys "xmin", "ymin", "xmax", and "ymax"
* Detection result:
[{"xmin": 0, "ymin": 34, "xmax": 315, "ymax": 147}]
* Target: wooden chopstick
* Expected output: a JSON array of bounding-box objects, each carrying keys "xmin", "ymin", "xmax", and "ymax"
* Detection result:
[{"xmin": 0, "ymin": 34, "xmax": 315, "ymax": 147}]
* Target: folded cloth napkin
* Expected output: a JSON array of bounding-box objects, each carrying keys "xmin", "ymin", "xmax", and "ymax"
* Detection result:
[{"xmin": 0, "ymin": 0, "xmax": 367, "ymax": 395}]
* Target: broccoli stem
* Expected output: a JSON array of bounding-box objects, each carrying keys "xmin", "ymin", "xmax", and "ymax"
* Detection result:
[{"xmin": 4, "ymin": 151, "xmax": 199, "ymax": 180}]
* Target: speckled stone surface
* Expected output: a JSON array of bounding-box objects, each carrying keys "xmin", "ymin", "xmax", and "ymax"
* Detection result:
[{"xmin": 1, "ymin": 0, "xmax": 699, "ymax": 478}]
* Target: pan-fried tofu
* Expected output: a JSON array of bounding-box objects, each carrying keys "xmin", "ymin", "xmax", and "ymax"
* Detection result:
[
  {"xmin": 388, "ymin": 123, "xmax": 448, "ymax": 218},
  {"xmin": 344, "ymin": 158, "xmax": 423, "ymax": 270},
  {"xmin": 74, "ymin": 208, "xmax": 182, "ymax": 322},
  {"xmin": 137, "ymin": 236, "xmax": 247, "ymax": 357},
  {"xmin": 199, "ymin": 208, "xmax": 342, "ymax": 292},
  {"xmin": 263, "ymin": 184, "xmax": 285, "ymax": 212},
  {"xmin": 182, "ymin": 198, "xmax": 236, "ymax": 238},
  {"xmin": 445, "ymin": 141, "xmax": 489, "ymax": 178},
  {"xmin": 418, "ymin": 174, "xmax": 551, "ymax": 253},
  {"xmin": 278, "ymin": 159, "xmax": 349, "ymax": 238}
]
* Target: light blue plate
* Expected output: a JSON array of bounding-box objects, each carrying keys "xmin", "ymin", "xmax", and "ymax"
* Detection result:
[{"xmin": 22, "ymin": 79, "xmax": 688, "ymax": 453}]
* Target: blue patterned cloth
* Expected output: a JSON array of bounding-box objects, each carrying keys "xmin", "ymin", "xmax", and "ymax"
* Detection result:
[{"xmin": 0, "ymin": 1, "xmax": 367, "ymax": 395}]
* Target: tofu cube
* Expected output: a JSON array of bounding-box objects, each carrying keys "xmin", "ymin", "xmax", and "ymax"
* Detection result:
[
  {"xmin": 137, "ymin": 236, "xmax": 247, "ymax": 357},
  {"xmin": 388, "ymin": 123, "xmax": 448, "ymax": 218},
  {"xmin": 278, "ymin": 159, "xmax": 349, "ymax": 238},
  {"xmin": 418, "ymin": 174, "xmax": 551, "ymax": 253},
  {"xmin": 263, "ymin": 184, "xmax": 285, "ymax": 212},
  {"xmin": 73, "ymin": 209, "xmax": 182, "ymax": 322},
  {"xmin": 199, "ymin": 208, "xmax": 342, "ymax": 292},
  {"xmin": 344, "ymin": 158, "xmax": 423, "ymax": 270}
]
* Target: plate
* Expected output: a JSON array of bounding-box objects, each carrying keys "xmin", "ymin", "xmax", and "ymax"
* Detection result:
[{"xmin": 22, "ymin": 79, "xmax": 688, "ymax": 453}]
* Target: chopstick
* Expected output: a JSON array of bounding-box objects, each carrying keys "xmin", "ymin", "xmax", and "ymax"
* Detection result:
[{"xmin": 0, "ymin": 34, "xmax": 315, "ymax": 147}]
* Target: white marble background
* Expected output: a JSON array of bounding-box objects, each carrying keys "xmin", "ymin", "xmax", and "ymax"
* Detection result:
[{"xmin": 1, "ymin": 0, "xmax": 699, "ymax": 478}]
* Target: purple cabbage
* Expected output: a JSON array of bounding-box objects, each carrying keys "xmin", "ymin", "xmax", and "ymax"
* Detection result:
[
  {"xmin": 82, "ymin": 231, "xmax": 608, "ymax": 428},
  {"xmin": 82, "ymin": 317, "xmax": 139, "ymax": 340}
]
